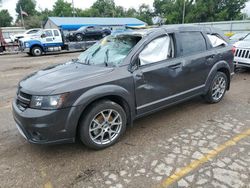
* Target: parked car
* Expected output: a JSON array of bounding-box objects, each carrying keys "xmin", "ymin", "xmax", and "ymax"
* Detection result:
[
  {"xmin": 66, "ymin": 26, "xmax": 111, "ymax": 41},
  {"xmin": 13, "ymin": 26, "xmax": 234, "ymax": 149},
  {"xmin": 229, "ymin": 32, "xmax": 250, "ymax": 44},
  {"xmin": 233, "ymin": 34, "xmax": 250, "ymax": 68},
  {"xmin": 10, "ymin": 28, "xmax": 42, "ymax": 42}
]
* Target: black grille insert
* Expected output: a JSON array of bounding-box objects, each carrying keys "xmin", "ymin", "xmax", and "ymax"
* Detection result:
[{"xmin": 16, "ymin": 91, "xmax": 31, "ymax": 110}]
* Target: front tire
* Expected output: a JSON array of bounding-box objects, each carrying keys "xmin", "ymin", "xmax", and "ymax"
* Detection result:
[
  {"xmin": 204, "ymin": 72, "xmax": 228, "ymax": 103},
  {"xmin": 31, "ymin": 46, "xmax": 42, "ymax": 56},
  {"xmin": 79, "ymin": 100, "xmax": 127, "ymax": 150}
]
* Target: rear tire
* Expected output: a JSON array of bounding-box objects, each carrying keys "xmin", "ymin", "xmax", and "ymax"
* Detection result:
[
  {"xmin": 204, "ymin": 72, "xmax": 228, "ymax": 104},
  {"xmin": 31, "ymin": 46, "xmax": 42, "ymax": 56},
  {"xmin": 79, "ymin": 100, "xmax": 127, "ymax": 150}
]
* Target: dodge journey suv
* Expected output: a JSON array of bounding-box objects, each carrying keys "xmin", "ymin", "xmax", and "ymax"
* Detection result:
[{"xmin": 13, "ymin": 26, "xmax": 234, "ymax": 149}]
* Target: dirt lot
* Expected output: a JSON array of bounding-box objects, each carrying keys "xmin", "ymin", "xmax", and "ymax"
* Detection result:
[{"xmin": 0, "ymin": 53, "xmax": 250, "ymax": 188}]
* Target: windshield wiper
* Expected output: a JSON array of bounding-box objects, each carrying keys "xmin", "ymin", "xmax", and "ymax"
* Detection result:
[
  {"xmin": 84, "ymin": 46, "xmax": 101, "ymax": 65},
  {"xmin": 104, "ymin": 49, "xmax": 109, "ymax": 67}
]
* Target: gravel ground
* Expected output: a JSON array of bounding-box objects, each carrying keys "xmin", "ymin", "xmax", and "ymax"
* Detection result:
[{"xmin": 0, "ymin": 53, "xmax": 249, "ymax": 188}]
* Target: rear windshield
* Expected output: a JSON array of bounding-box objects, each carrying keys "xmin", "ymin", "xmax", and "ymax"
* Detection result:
[{"xmin": 78, "ymin": 34, "xmax": 141, "ymax": 66}]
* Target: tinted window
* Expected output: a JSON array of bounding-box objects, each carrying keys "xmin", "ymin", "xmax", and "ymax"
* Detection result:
[
  {"xmin": 53, "ymin": 30, "xmax": 59, "ymax": 36},
  {"xmin": 180, "ymin": 32, "xmax": 206, "ymax": 56}
]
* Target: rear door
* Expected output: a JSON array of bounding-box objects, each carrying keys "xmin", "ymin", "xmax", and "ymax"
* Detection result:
[
  {"xmin": 176, "ymin": 31, "xmax": 216, "ymax": 89},
  {"xmin": 52, "ymin": 30, "xmax": 63, "ymax": 44}
]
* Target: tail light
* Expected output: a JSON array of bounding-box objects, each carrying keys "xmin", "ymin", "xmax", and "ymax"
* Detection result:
[{"xmin": 232, "ymin": 46, "xmax": 236, "ymax": 55}]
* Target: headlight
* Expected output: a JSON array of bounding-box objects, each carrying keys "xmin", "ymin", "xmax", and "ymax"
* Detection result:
[
  {"xmin": 25, "ymin": 42, "xmax": 29, "ymax": 48},
  {"xmin": 30, "ymin": 94, "xmax": 68, "ymax": 110}
]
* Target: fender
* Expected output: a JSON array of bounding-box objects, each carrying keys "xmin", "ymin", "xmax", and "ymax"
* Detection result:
[
  {"xmin": 28, "ymin": 40, "xmax": 44, "ymax": 51},
  {"xmin": 204, "ymin": 60, "xmax": 231, "ymax": 93},
  {"xmin": 67, "ymin": 84, "xmax": 135, "ymax": 134}
]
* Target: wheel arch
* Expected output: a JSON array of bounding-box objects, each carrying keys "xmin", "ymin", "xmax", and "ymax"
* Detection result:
[
  {"xmin": 30, "ymin": 44, "xmax": 44, "ymax": 53},
  {"xmin": 71, "ymin": 85, "xmax": 135, "ymax": 139},
  {"xmin": 205, "ymin": 61, "xmax": 231, "ymax": 93}
]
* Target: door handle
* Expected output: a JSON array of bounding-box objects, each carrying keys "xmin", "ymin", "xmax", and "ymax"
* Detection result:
[{"xmin": 168, "ymin": 63, "xmax": 182, "ymax": 70}]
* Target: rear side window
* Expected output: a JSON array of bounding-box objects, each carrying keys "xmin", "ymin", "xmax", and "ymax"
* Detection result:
[
  {"xmin": 179, "ymin": 32, "xmax": 207, "ymax": 56},
  {"xmin": 207, "ymin": 34, "xmax": 227, "ymax": 48},
  {"xmin": 53, "ymin": 30, "xmax": 59, "ymax": 36}
]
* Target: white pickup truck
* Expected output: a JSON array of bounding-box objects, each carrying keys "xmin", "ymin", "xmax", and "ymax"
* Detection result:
[{"xmin": 19, "ymin": 29, "xmax": 96, "ymax": 56}]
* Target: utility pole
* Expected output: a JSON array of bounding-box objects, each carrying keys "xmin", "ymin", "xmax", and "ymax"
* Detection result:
[
  {"xmin": 20, "ymin": 6, "xmax": 25, "ymax": 28},
  {"xmin": 182, "ymin": 0, "xmax": 186, "ymax": 24},
  {"xmin": 72, "ymin": 0, "xmax": 76, "ymax": 17}
]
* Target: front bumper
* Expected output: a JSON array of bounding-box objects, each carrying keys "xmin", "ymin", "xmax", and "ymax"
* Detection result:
[
  {"xmin": 20, "ymin": 47, "xmax": 30, "ymax": 53},
  {"xmin": 12, "ymin": 100, "xmax": 81, "ymax": 144}
]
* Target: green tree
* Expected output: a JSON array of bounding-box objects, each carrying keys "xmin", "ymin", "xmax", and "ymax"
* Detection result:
[
  {"xmin": 126, "ymin": 8, "xmax": 138, "ymax": 17},
  {"xmin": 91, "ymin": 0, "xmax": 116, "ymax": 17},
  {"xmin": 24, "ymin": 15, "xmax": 42, "ymax": 28},
  {"xmin": 0, "ymin": 9, "xmax": 13, "ymax": 27},
  {"xmin": 137, "ymin": 4, "xmax": 153, "ymax": 25},
  {"xmin": 153, "ymin": 0, "xmax": 248, "ymax": 24},
  {"xmin": 115, "ymin": 6, "xmax": 125, "ymax": 17},
  {"xmin": 15, "ymin": 0, "xmax": 37, "ymax": 16},
  {"xmin": 215, "ymin": 0, "xmax": 247, "ymax": 21},
  {"xmin": 52, "ymin": 0, "xmax": 73, "ymax": 17}
]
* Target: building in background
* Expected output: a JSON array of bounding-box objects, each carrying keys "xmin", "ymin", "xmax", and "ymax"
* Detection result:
[{"xmin": 44, "ymin": 17, "xmax": 147, "ymax": 32}]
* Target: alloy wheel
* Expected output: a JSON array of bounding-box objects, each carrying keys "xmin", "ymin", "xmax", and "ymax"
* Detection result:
[
  {"xmin": 211, "ymin": 76, "xmax": 226, "ymax": 101},
  {"xmin": 89, "ymin": 109, "xmax": 122, "ymax": 145}
]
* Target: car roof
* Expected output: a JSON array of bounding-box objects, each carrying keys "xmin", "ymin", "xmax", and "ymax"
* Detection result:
[{"xmin": 114, "ymin": 25, "xmax": 222, "ymax": 37}]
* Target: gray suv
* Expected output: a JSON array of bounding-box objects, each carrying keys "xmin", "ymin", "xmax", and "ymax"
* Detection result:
[{"xmin": 12, "ymin": 26, "xmax": 234, "ymax": 149}]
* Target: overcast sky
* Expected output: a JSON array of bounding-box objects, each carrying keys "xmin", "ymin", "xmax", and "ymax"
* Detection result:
[{"xmin": 0, "ymin": 0, "xmax": 250, "ymax": 20}]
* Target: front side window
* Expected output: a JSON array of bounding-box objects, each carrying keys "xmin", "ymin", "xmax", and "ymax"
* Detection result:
[
  {"xmin": 77, "ymin": 26, "xmax": 87, "ymax": 32},
  {"xmin": 27, "ymin": 29, "xmax": 39, "ymax": 34},
  {"xmin": 78, "ymin": 34, "xmax": 141, "ymax": 66},
  {"xmin": 139, "ymin": 35, "xmax": 174, "ymax": 66},
  {"xmin": 44, "ymin": 30, "xmax": 53, "ymax": 37},
  {"xmin": 180, "ymin": 32, "xmax": 207, "ymax": 56}
]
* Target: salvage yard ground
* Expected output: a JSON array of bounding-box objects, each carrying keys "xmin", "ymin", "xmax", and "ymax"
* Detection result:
[{"xmin": 0, "ymin": 53, "xmax": 250, "ymax": 188}]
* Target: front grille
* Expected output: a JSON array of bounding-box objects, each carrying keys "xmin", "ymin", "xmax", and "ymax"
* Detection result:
[
  {"xmin": 235, "ymin": 48, "xmax": 250, "ymax": 59},
  {"xmin": 16, "ymin": 90, "xmax": 31, "ymax": 110}
]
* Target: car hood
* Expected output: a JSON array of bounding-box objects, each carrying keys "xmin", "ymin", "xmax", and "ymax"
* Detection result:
[
  {"xmin": 20, "ymin": 61, "xmax": 114, "ymax": 95},
  {"xmin": 234, "ymin": 40, "xmax": 250, "ymax": 49}
]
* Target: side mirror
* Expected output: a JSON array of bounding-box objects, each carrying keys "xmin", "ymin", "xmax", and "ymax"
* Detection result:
[
  {"xmin": 41, "ymin": 34, "xmax": 46, "ymax": 38},
  {"xmin": 128, "ymin": 57, "xmax": 140, "ymax": 72}
]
